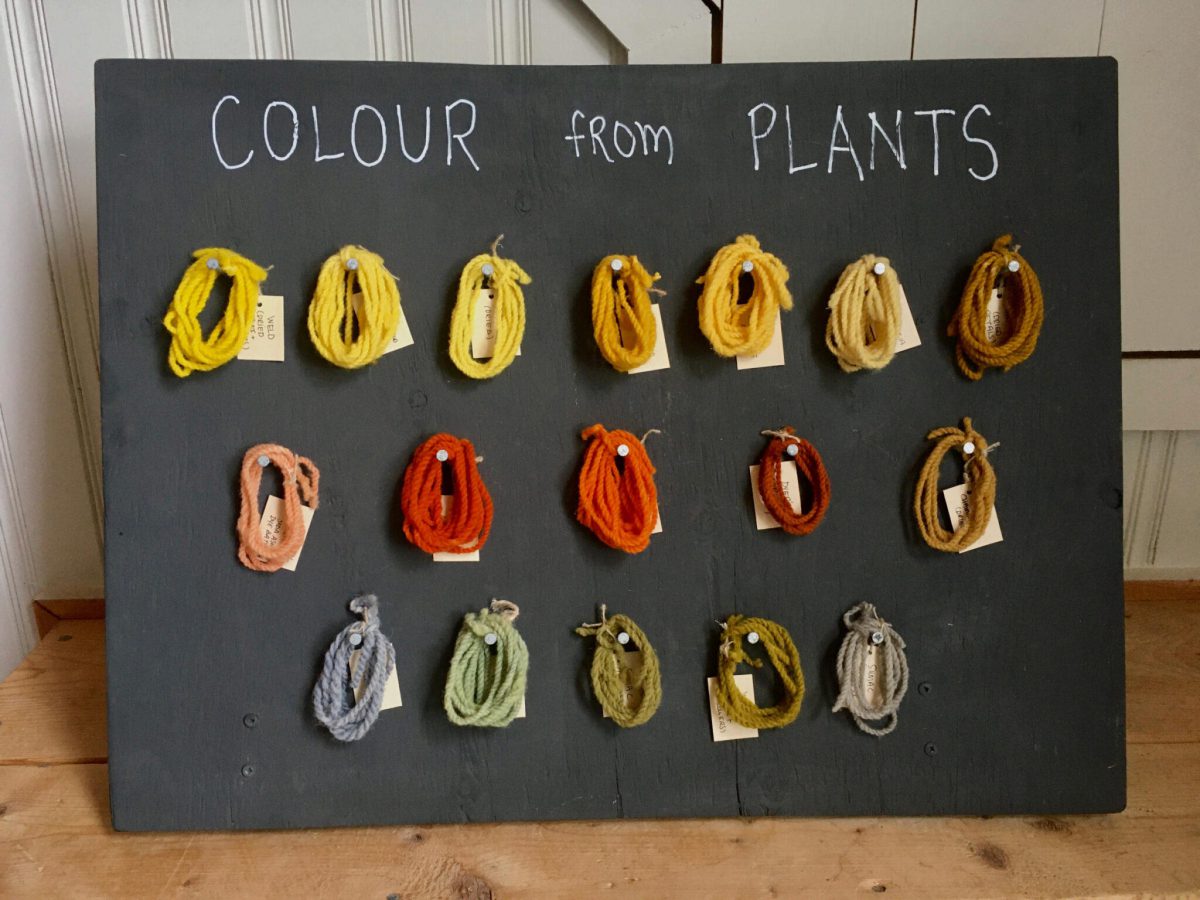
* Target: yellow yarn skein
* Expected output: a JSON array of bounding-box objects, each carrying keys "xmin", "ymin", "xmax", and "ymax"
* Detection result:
[
  {"xmin": 307, "ymin": 245, "xmax": 401, "ymax": 369},
  {"xmin": 825, "ymin": 254, "xmax": 902, "ymax": 373},
  {"xmin": 448, "ymin": 241, "xmax": 532, "ymax": 379},
  {"xmin": 591, "ymin": 254, "xmax": 661, "ymax": 372},
  {"xmin": 696, "ymin": 234, "xmax": 792, "ymax": 357},
  {"xmin": 163, "ymin": 247, "xmax": 268, "ymax": 378}
]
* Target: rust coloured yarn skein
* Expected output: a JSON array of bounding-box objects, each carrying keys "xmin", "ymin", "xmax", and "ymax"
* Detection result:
[
  {"xmin": 758, "ymin": 428, "xmax": 830, "ymax": 535},
  {"xmin": 400, "ymin": 433, "xmax": 493, "ymax": 555},
  {"xmin": 236, "ymin": 443, "xmax": 320, "ymax": 572},
  {"xmin": 576, "ymin": 424, "xmax": 659, "ymax": 554}
]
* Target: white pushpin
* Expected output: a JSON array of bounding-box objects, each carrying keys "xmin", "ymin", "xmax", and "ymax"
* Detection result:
[
  {"xmin": 1008, "ymin": 260, "xmax": 1020, "ymax": 272},
  {"xmin": 349, "ymin": 632, "xmax": 363, "ymax": 647},
  {"xmin": 873, "ymin": 262, "xmax": 886, "ymax": 276},
  {"xmin": 346, "ymin": 258, "xmax": 359, "ymax": 271},
  {"xmin": 206, "ymin": 258, "xmax": 219, "ymax": 270},
  {"xmin": 481, "ymin": 263, "xmax": 494, "ymax": 277},
  {"xmin": 436, "ymin": 449, "xmax": 449, "ymax": 462},
  {"xmin": 616, "ymin": 443, "xmax": 630, "ymax": 458},
  {"xmin": 611, "ymin": 258, "xmax": 623, "ymax": 272},
  {"xmin": 742, "ymin": 261, "xmax": 754, "ymax": 273},
  {"xmin": 617, "ymin": 632, "xmax": 630, "ymax": 645},
  {"xmin": 962, "ymin": 441, "xmax": 976, "ymax": 455},
  {"xmin": 786, "ymin": 443, "xmax": 799, "ymax": 458},
  {"xmin": 484, "ymin": 632, "xmax": 498, "ymax": 646},
  {"xmin": 257, "ymin": 455, "xmax": 269, "ymax": 467},
  {"xmin": 871, "ymin": 631, "xmax": 884, "ymax": 645},
  {"xmin": 747, "ymin": 631, "xmax": 760, "ymax": 644}
]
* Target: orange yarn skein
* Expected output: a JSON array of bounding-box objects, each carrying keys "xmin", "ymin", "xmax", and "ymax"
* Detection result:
[
  {"xmin": 401, "ymin": 434, "xmax": 493, "ymax": 555},
  {"xmin": 576, "ymin": 424, "xmax": 659, "ymax": 554},
  {"xmin": 758, "ymin": 428, "xmax": 831, "ymax": 536},
  {"xmin": 236, "ymin": 443, "xmax": 320, "ymax": 572}
]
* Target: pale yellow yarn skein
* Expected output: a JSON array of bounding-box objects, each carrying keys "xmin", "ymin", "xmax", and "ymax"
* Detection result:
[
  {"xmin": 825, "ymin": 254, "xmax": 902, "ymax": 373},
  {"xmin": 696, "ymin": 234, "xmax": 793, "ymax": 357},
  {"xmin": 448, "ymin": 239, "xmax": 532, "ymax": 379},
  {"xmin": 307, "ymin": 245, "xmax": 401, "ymax": 369}
]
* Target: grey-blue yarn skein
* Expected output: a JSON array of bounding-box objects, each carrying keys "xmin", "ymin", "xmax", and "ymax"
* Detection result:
[{"xmin": 312, "ymin": 594, "xmax": 396, "ymax": 742}]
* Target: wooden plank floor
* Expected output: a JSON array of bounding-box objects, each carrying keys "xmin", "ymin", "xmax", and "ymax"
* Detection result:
[{"xmin": 0, "ymin": 593, "xmax": 1197, "ymax": 898}]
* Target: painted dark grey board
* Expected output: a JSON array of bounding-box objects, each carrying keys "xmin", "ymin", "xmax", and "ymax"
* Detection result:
[{"xmin": 96, "ymin": 58, "xmax": 1123, "ymax": 831}]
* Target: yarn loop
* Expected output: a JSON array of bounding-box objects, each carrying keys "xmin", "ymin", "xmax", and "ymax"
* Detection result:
[
  {"xmin": 697, "ymin": 235, "xmax": 792, "ymax": 357},
  {"xmin": 576, "ymin": 424, "xmax": 659, "ymax": 553},
  {"xmin": 913, "ymin": 417, "xmax": 997, "ymax": 552},
  {"xmin": 400, "ymin": 433, "xmax": 493, "ymax": 555},
  {"xmin": 825, "ymin": 254, "xmax": 903, "ymax": 372},
  {"xmin": 307, "ymin": 244, "xmax": 401, "ymax": 368},
  {"xmin": 444, "ymin": 600, "xmax": 529, "ymax": 727},
  {"xmin": 576, "ymin": 604, "xmax": 662, "ymax": 727},
  {"xmin": 236, "ymin": 442, "xmax": 319, "ymax": 572},
  {"xmin": 312, "ymin": 594, "xmax": 397, "ymax": 742},
  {"xmin": 715, "ymin": 614, "xmax": 804, "ymax": 730},
  {"xmin": 449, "ymin": 236, "xmax": 531, "ymax": 379},
  {"xmin": 832, "ymin": 602, "xmax": 909, "ymax": 737},
  {"xmin": 591, "ymin": 254, "xmax": 661, "ymax": 371},
  {"xmin": 758, "ymin": 427, "xmax": 831, "ymax": 535}
]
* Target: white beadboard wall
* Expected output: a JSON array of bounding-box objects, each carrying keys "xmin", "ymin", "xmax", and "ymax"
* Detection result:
[{"xmin": 0, "ymin": 0, "xmax": 1194, "ymax": 676}]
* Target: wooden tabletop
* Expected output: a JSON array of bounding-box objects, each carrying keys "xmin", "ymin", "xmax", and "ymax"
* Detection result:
[{"xmin": 1, "ymin": 590, "xmax": 1197, "ymax": 898}]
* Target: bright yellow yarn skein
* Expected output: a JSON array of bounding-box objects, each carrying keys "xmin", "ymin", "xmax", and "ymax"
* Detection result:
[
  {"xmin": 307, "ymin": 245, "xmax": 401, "ymax": 369},
  {"xmin": 448, "ymin": 239, "xmax": 532, "ymax": 379},
  {"xmin": 825, "ymin": 254, "xmax": 902, "ymax": 373},
  {"xmin": 163, "ymin": 247, "xmax": 268, "ymax": 378},
  {"xmin": 591, "ymin": 254, "xmax": 661, "ymax": 372},
  {"xmin": 696, "ymin": 234, "xmax": 792, "ymax": 357}
]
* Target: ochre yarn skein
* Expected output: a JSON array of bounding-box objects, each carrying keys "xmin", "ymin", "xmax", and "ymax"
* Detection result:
[
  {"xmin": 400, "ymin": 433, "xmax": 493, "ymax": 555},
  {"xmin": 236, "ymin": 442, "xmax": 320, "ymax": 572},
  {"xmin": 825, "ymin": 254, "xmax": 903, "ymax": 372},
  {"xmin": 715, "ymin": 614, "xmax": 804, "ymax": 730},
  {"xmin": 591, "ymin": 254, "xmax": 661, "ymax": 371},
  {"xmin": 949, "ymin": 234, "xmax": 1044, "ymax": 380},
  {"xmin": 163, "ymin": 247, "xmax": 268, "ymax": 377},
  {"xmin": 576, "ymin": 424, "xmax": 659, "ymax": 554},
  {"xmin": 913, "ymin": 417, "xmax": 997, "ymax": 552},
  {"xmin": 575, "ymin": 605, "xmax": 662, "ymax": 728},
  {"xmin": 449, "ymin": 238, "xmax": 531, "ymax": 379},
  {"xmin": 758, "ymin": 428, "xmax": 831, "ymax": 535},
  {"xmin": 307, "ymin": 245, "xmax": 401, "ymax": 369},
  {"xmin": 696, "ymin": 234, "xmax": 792, "ymax": 357}
]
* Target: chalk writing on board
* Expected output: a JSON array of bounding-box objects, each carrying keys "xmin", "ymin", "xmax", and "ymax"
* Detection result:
[{"xmin": 564, "ymin": 110, "xmax": 674, "ymax": 164}]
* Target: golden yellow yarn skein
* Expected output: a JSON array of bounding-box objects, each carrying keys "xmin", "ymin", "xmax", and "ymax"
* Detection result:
[
  {"xmin": 591, "ymin": 254, "xmax": 661, "ymax": 372},
  {"xmin": 696, "ymin": 234, "xmax": 792, "ymax": 357},
  {"xmin": 307, "ymin": 245, "xmax": 401, "ymax": 369},
  {"xmin": 163, "ymin": 247, "xmax": 268, "ymax": 378},
  {"xmin": 825, "ymin": 254, "xmax": 903, "ymax": 372},
  {"xmin": 448, "ymin": 238, "xmax": 532, "ymax": 379}
]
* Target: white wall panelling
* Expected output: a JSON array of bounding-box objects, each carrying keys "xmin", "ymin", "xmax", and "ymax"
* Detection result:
[{"xmin": 723, "ymin": 0, "xmax": 916, "ymax": 63}]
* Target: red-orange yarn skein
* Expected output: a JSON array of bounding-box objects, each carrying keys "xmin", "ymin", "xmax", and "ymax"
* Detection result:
[
  {"xmin": 576, "ymin": 424, "xmax": 658, "ymax": 554},
  {"xmin": 758, "ymin": 428, "xmax": 831, "ymax": 536},
  {"xmin": 237, "ymin": 443, "xmax": 320, "ymax": 572},
  {"xmin": 401, "ymin": 434, "xmax": 493, "ymax": 555}
]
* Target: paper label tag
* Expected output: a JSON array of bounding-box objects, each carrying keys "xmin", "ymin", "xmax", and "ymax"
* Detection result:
[
  {"xmin": 601, "ymin": 650, "xmax": 644, "ymax": 718},
  {"xmin": 470, "ymin": 288, "xmax": 521, "ymax": 360},
  {"xmin": 863, "ymin": 645, "xmax": 884, "ymax": 709},
  {"xmin": 626, "ymin": 304, "xmax": 671, "ymax": 374},
  {"xmin": 351, "ymin": 292, "xmax": 414, "ymax": 355},
  {"xmin": 707, "ymin": 674, "xmax": 759, "ymax": 742},
  {"xmin": 515, "ymin": 695, "xmax": 526, "ymax": 719},
  {"xmin": 942, "ymin": 482, "xmax": 1004, "ymax": 552},
  {"xmin": 258, "ymin": 496, "xmax": 314, "ymax": 572},
  {"xmin": 986, "ymin": 287, "xmax": 1008, "ymax": 344},
  {"xmin": 894, "ymin": 284, "xmax": 922, "ymax": 352},
  {"xmin": 349, "ymin": 649, "xmax": 402, "ymax": 711},
  {"xmin": 749, "ymin": 462, "xmax": 803, "ymax": 530},
  {"xmin": 651, "ymin": 505, "xmax": 663, "ymax": 535},
  {"xmin": 736, "ymin": 310, "xmax": 785, "ymax": 370},
  {"xmin": 432, "ymin": 495, "xmax": 480, "ymax": 562},
  {"xmin": 237, "ymin": 294, "xmax": 286, "ymax": 362}
]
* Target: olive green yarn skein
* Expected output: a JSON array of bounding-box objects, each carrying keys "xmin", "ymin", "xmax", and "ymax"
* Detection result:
[
  {"xmin": 444, "ymin": 599, "xmax": 528, "ymax": 727},
  {"xmin": 575, "ymin": 605, "xmax": 662, "ymax": 728},
  {"xmin": 715, "ymin": 614, "xmax": 804, "ymax": 730}
]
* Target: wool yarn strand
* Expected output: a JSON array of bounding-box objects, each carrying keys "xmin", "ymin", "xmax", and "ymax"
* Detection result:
[
  {"xmin": 825, "ymin": 254, "xmax": 902, "ymax": 372},
  {"xmin": 444, "ymin": 599, "xmax": 528, "ymax": 727},
  {"xmin": 576, "ymin": 424, "xmax": 659, "ymax": 553},
  {"xmin": 312, "ymin": 594, "xmax": 397, "ymax": 742},
  {"xmin": 575, "ymin": 605, "xmax": 662, "ymax": 727},
  {"xmin": 591, "ymin": 254, "xmax": 661, "ymax": 371},
  {"xmin": 400, "ymin": 433, "xmax": 493, "ymax": 555},
  {"xmin": 697, "ymin": 234, "xmax": 793, "ymax": 357},
  {"xmin": 163, "ymin": 247, "xmax": 268, "ymax": 377},
  {"xmin": 715, "ymin": 614, "xmax": 804, "ymax": 730},
  {"xmin": 307, "ymin": 245, "xmax": 401, "ymax": 369},
  {"xmin": 236, "ymin": 442, "xmax": 320, "ymax": 572},
  {"xmin": 949, "ymin": 234, "xmax": 1044, "ymax": 380},
  {"xmin": 913, "ymin": 416, "xmax": 997, "ymax": 552},
  {"xmin": 758, "ymin": 427, "xmax": 831, "ymax": 535},
  {"xmin": 832, "ymin": 602, "xmax": 909, "ymax": 737},
  {"xmin": 449, "ymin": 238, "xmax": 531, "ymax": 379}
]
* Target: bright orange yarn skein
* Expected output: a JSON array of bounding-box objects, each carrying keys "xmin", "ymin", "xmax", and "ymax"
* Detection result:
[
  {"xmin": 400, "ymin": 434, "xmax": 493, "ymax": 555},
  {"xmin": 758, "ymin": 428, "xmax": 831, "ymax": 536},
  {"xmin": 576, "ymin": 424, "xmax": 659, "ymax": 554}
]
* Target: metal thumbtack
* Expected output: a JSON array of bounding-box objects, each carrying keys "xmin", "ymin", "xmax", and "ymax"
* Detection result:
[
  {"xmin": 871, "ymin": 631, "xmax": 885, "ymax": 645},
  {"xmin": 742, "ymin": 261, "xmax": 754, "ymax": 273},
  {"xmin": 617, "ymin": 632, "xmax": 630, "ymax": 645},
  {"xmin": 747, "ymin": 631, "xmax": 760, "ymax": 644},
  {"xmin": 436, "ymin": 449, "xmax": 449, "ymax": 462},
  {"xmin": 349, "ymin": 633, "xmax": 363, "ymax": 647},
  {"xmin": 786, "ymin": 443, "xmax": 799, "ymax": 457},
  {"xmin": 206, "ymin": 258, "xmax": 220, "ymax": 270},
  {"xmin": 346, "ymin": 258, "xmax": 359, "ymax": 271},
  {"xmin": 616, "ymin": 443, "xmax": 630, "ymax": 458},
  {"xmin": 481, "ymin": 263, "xmax": 494, "ymax": 277},
  {"xmin": 963, "ymin": 441, "xmax": 976, "ymax": 455},
  {"xmin": 873, "ymin": 262, "xmax": 886, "ymax": 276},
  {"xmin": 257, "ymin": 455, "xmax": 269, "ymax": 467},
  {"xmin": 611, "ymin": 258, "xmax": 623, "ymax": 272},
  {"xmin": 1008, "ymin": 260, "xmax": 1020, "ymax": 272},
  {"xmin": 484, "ymin": 632, "xmax": 498, "ymax": 646}
]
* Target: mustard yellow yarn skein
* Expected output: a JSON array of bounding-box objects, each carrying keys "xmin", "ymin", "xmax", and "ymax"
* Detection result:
[
  {"xmin": 307, "ymin": 245, "xmax": 401, "ymax": 369},
  {"xmin": 591, "ymin": 254, "xmax": 661, "ymax": 372},
  {"xmin": 825, "ymin": 254, "xmax": 903, "ymax": 373},
  {"xmin": 163, "ymin": 248, "xmax": 268, "ymax": 378},
  {"xmin": 448, "ymin": 240, "xmax": 532, "ymax": 379},
  {"xmin": 696, "ymin": 234, "xmax": 792, "ymax": 357}
]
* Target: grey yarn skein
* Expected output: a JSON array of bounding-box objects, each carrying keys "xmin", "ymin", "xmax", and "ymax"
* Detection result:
[
  {"xmin": 832, "ymin": 602, "xmax": 909, "ymax": 737},
  {"xmin": 312, "ymin": 594, "xmax": 396, "ymax": 742}
]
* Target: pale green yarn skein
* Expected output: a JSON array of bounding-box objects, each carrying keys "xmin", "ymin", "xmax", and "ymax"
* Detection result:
[{"xmin": 444, "ymin": 599, "xmax": 528, "ymax": 727}]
